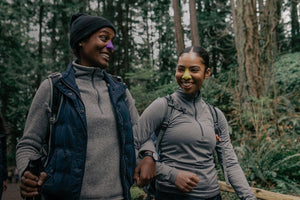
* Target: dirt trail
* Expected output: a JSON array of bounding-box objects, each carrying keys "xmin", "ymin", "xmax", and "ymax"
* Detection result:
[{"xmin": 2, "ymin": 182, "xmax": 21, "ymax": 200}]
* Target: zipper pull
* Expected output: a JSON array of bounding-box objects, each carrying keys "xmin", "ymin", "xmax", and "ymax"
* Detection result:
[{"xmin": 216, "ymin": 134, "xmax": 221, "ymax": 142}]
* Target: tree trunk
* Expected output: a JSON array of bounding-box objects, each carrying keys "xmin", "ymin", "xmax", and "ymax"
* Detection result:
[
  {"xmin": 105, "ymin": 0, "xmax": 114, "ymax": 21},
  {"xmin": 80, "ymin": 0, "xmax": 88, "ymax": 13},
  {"xmin": 261, "ymin": 0, "xmax": 281, "ymax": 95},
  {"xmin": 172, "ymin": 0, "xmax": 185, "ymax": 56},
  {"xmin": 258, "ymin": 0, "xmax": 265, "ymax": 38},
  {"xmin": 219, "ymin": 181, "xmax": 300, "ymax": 200},
  {"xmin": 115, "ymin": 1, "xmax": 123, "ymax": 76},
  {"xmin": 231, "ymin": 0, "xmax": 262, "ymax": 100},
  {"xmin": 124, "ymin": 1, "xmax": 130, "ymax": 77},
  {"xmin": 36, "ymin": 0, "xmax": 44, "ymax": 89},
  {"xmin": 189, "ymin": 0, "xmax": 200, "ymax": 46},
  {"xmin": 264, "ymin": 0, "xmax": 281, "ymax": 134},
  {"xmin": 143, "ymin": 1, "xmax": 153, "ymax": 68},
  {"xmin": 291, "ymin": 0, "xmax": 300, "ymax": 52},
  {"xmin": 61, "ymin": 10, "xmax": 70, "ymax": 67},
  {"xmin": 50, "ymin": 0, "xmax": 58, "ymax": 61}
]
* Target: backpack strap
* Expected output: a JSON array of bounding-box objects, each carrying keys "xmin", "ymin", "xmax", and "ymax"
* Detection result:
[
  {"xmin": 206, "ymin": 102, "xmax": 229, "ymax": 184},
  {"xmin": 145, "ymin": 95, "xmax": 180, "ymax": 199},
  {"xmin": 206, "ymin": 102, "xmax": 221, "ymax": 142},
  {"xmin": 49, "ymin": 73, "xmax": 63, "ymax": 126},
  {"xmin": 155, "ymin": 95, "xmax": 174, "ymax": 153},
  {"xmin": 155, "ymin": 94, "xmax": 187, "ymax": 154},
  {"xmin": 42, "ymin": 73, "xmax": 63, "ymax": 168}
]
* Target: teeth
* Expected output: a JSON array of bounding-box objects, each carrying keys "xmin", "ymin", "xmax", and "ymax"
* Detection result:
[
  {"xmin": 100, "ymin": 53, "xmax": 109, "ymax": 58},
  {"xmin": 182, "ymin": 82, "xmax": 192, "ymax": 87},
  {"xmin": 102, "ymin": 54, "xmax": 109, "ymax": 58}
]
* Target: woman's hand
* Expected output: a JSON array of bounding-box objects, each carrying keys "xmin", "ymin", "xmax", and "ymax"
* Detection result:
[
  {"xmin": 19, "ymin": 171, "xmax": 47, "ymax": 198},
  {"xmin": 174, "ymin": 170, "xmax": 199, "ymax": 192},
  {"xmin": 133, "ymin": 156, "xmax": 156, "ymax": 187}
]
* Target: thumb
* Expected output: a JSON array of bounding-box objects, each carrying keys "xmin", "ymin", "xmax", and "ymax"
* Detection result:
[
  {"xmin": 38, "ymin": 172, "xmax": 47, "ymax": 186},
  {"xmin": 133, "ymin": 165, "xmax": 141, "ymax": 181}
]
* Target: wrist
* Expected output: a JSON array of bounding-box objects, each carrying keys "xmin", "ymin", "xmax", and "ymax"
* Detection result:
[{"xmin": 140, "ymin": 151, "xmax": 158, "ymax": 162}]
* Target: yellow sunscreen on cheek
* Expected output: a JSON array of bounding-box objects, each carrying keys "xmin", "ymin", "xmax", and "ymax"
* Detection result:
[{"xmin": 182, "ymin": 68, "xmax": 192, "ymax": 80}]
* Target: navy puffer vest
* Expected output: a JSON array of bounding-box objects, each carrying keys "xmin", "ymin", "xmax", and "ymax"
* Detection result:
[{"xmin": 42, "ymin": 63, "xmax": 136, "ymax": 200}]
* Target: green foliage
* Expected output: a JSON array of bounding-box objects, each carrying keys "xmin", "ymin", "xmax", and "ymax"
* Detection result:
[
  {"xmin": 274, "ymin": 52, "xmax": 300, "ymax": 93},
  {"xmin": 130, "ymin": 185, "xmax": 146, "ymax": 200},
  {"xmin": 195, "ymin": 0, "xmax": 236, "ymax": 74},
  {"xmin": 202, "ymin": 52, "xmax": 300, "ymax": 196},
  {"xmin": 130, "ymin": 80, "xmax": 178, "ymax": 113},
  {"xmin": 126, "ymin": 67, "xmax": 178, "ymax": 113},
  {"xmin": 234, "ymin": 132, "xmax": 300, "ymax": 194},
  {"xmin": 201, "ymin": 68, "xmax": 236, "ymax": 113},
  {"xmin": 0, "ymin": 0, "xmax": 39, "ymax": 154},
  {"xmin": 226, "ymin": 52, "xmax": 300, "ymax": 194},
  {"xmin": 152, "ymin": 0, "xmax": 177, "ymax": 85},
  {"xmin": 240, "ymin": 97, "xmax": 275, "ymax": 138},
  {"xmin": 274, "ymin": 52, "xmax": 300, "ymax": 111},
  {"xmin": 220, "ymin": 192, "xmax": 239, "ymax": 200},
  {"xmin": 0, "ymin": 0, "xmax": 299, "ymax": 197}
]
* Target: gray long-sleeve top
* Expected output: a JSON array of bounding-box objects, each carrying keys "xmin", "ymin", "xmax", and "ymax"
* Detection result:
[
  {"xmin": 16, "ymin": 62, "xmax": 154, "ymax": 200},
  {"xmin": 134, "ymin": 89, "xmax": 256, "ymax": 199}
]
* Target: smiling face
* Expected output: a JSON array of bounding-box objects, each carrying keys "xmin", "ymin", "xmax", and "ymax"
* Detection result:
[
  {"xmin": 175, "ymin": 51, "xmax": 211, "ymax": 95},
  {"xmin": 79, "ymin": 27, "xmax": 115, "ymax": 69}
]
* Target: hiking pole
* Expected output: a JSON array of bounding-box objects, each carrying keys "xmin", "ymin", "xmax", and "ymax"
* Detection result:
[{"xmin": 25, "ymin": 157, "xmax": 42, "ymax": 200}]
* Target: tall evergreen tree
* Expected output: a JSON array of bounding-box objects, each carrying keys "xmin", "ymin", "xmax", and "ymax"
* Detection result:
[
  {"xmin": 260, "ymin": 0, "xmax": 282, "ymax": 95},
  {"xmin": 195, "ymin": 0, "xmax": 236, "ymax": 76},
  {"xmin": 172, "ymin": 0, "xmax": 185, "ymax": 56},
  {"xmin": 290, "ymin": 0, "xmax": 300, "ymax": 52},
  {"xmin": 155, "ymin": 0, "xmax": 177, "ymax": 84},
  {"xmin": 0, "ymin": 0, "xmax": 38, "ymax": 159},
  {"xmin": 189, "ymin": 0, "xmax": 200, "ymax": 46},
  {"xmin": 231, "ymin": 0, "xmax": 262, "ymax": 100}
]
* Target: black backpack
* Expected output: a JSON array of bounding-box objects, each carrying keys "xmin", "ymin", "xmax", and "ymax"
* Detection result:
[
  {"xmin": 144, "ymin": 94, "xmax": 223, "ymax": 199},
  {"xmin": 40, "ymin": 73, "xmax": 63, "ymax": 168}
]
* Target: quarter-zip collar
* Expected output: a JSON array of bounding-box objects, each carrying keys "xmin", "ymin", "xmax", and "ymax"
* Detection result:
[
  {"xmin": 59, "ymin": 61, "xmax": 127, "ymax": 107},
  {"xmin": 72, "ymin": 61, "xmax": 105, "ymax": 80},
  {"xmin": 175, "ymin": 89, "xmax": 205, "ymax": 136},
  {"xmin": 176, "ymin": 88, "xmax": 202, "ymax": 102}
]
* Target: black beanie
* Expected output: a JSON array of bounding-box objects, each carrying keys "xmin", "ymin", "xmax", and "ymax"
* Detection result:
[{"xmin": 70, "ymin": 13, "xmax": 116, "ymax": 49}]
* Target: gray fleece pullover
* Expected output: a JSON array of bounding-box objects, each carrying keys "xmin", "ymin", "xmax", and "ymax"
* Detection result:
[
  {"xmin": 16, "ymin": 62, "xmax": 154, "ymax": 200},
  {"xmin": 134, "ymin": 89, "xmax": 256, "ymax": 199}
]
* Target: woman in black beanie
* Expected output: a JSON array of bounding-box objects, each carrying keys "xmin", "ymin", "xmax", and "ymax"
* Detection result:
[
  {"xmin": 69, "ymin": 13, "xmax": 117, "ymax": 68},
  {"xmin": 16, "ymin": 13, "xmax": 156, "ymax": 200}
]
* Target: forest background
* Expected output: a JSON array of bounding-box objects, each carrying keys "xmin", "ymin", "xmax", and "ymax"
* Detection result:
[{"xmin": 0, "ymin": 0, "xmax": 299, "ymax": 199}]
